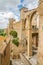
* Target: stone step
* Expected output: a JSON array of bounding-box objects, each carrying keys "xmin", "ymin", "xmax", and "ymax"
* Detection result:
[
  {"xmin": 20, "ymin": 53, "xmax": 31, "ymax": 65},
  {"xmin": 29, "ymin": 55, "xmax": 37, "ymax": 65},
  {"xmin": 20, "ymin": 53, "xmax": 37, "ymax": 65},
  {"xmin": 11, "ymin": 59, "xmax": 24, "ymax": 65}
]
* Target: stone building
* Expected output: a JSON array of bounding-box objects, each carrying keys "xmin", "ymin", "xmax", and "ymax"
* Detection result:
[
  {"xmin": 8, "ymin": 7, "xmax": 39, "ymax": 57},
  {"xmin": 0, "ymin": 36, "xmax": 10, "ymax": 65},
  {"xmin": 4, "ymin": 0, "xmax": 43, "ymax": 65},
  {"xmin": 37, "ymin": 0, "xmax": 43, "ymax": 65},
  {"xmin": 20, "ymin": 7, "xmax": 39, "ymax": 56}
]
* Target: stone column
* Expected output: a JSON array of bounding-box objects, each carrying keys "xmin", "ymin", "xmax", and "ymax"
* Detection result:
[
  {"xmin": 37, "ymin": 0, "xmax": 43, "ymax": 65},
  {"xmin": 26, "ymin": 15, "xmax": 32, "ymax": 57}
]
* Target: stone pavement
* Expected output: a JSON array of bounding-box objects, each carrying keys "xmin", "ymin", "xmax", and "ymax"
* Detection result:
[
  {"xmin": 11, "ymin": 53, "xmax": 37, "ymax": 65},
  {"xmin": 20, "ymin": 53, "xmax": 31, "ymax": 65},
  {"xmin": 11, "ymin": 59, "xmax": 24, "ymax": 65},
  {"xmin": 22, "ymin": 53, "xmax": 37, "ymax": 65},
  {"xmin": 29, "ymin": 55, "xmax": 37, "ymax": 65}
]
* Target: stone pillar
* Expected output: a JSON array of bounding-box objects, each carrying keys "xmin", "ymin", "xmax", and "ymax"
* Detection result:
[
  {"xmin": 37, "ymin": 0, "xmax": 43, "ymax": 65},
  {"xmin": 26, "ymin": 15, "xmax": 32, "ymax": 57}
]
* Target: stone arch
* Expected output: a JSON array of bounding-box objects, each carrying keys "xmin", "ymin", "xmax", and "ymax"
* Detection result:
[
  {"xmin": 30, "ymin": 10, "xmax": 39, "ymax": 55},
  {"xmin": 30, "ymin": 11, "xmax": 37, "ymax": 23},
  {"xmin": 27, "ymin": 10, "xmax": 38, "ymax": 56}
]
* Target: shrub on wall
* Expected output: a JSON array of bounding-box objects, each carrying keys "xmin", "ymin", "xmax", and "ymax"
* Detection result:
[
  {"xmin": 12, "ymin": 39, "xmax": 19, "ymax": 46},
  {"xmin": 10, "ymin": 30, "xmax": 19, "ymax": 47},
  {"xmin": 0, "ymin": 29, "xmax": 7, "ymax": 37},
  {"xmin": 0, "ymin": 33, "xmax": 6, "ymax": 37},
  {"xmin": 10, "ymin": 31, "xmax": 17, "ymax": 38}
]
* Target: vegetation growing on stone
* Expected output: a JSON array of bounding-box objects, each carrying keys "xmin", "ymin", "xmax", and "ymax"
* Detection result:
[
  {"xmin": 10, "ymin": 30, "xmax": 19, "ymax": 47},
  {"xmin": 10, "ymin": 31, "xmax": 17, "ymax": 38},
  {"xmin": 0, "ymin": 29, "xmax": 7, "ymax": 37},
  {"xmin": 12, "ymin": 39, "xmax": 19, "ymax": 46}
]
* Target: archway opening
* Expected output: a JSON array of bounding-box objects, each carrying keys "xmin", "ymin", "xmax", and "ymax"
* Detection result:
[{"xmin": 30, "ymin": 11, "xmax": 39, "ymax": 56}]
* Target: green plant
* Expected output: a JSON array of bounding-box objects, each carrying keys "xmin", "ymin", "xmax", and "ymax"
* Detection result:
[
  {"xmin": 0, "ymin": 29, "xmax": 4, "ymax": 33},
  {"xmin": 0, "ymin": 29, "xmax": 7, "ymax": 37},
  {"xmin": 0, "ymin": 33, "xmax": 6, "ymax": 37},
  {"xmin": 10, "ymin": 30, "xmax": 19, "ymax": 47},
  {"xmin": 12, "ymin": 39, "xmax": 19, "ymax": 46},
  {"xmin": 10, "ymin": 31, "xmax": 17, "ymax": 38}
]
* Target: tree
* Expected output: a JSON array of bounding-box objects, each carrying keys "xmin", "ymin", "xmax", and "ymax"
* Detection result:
[
  {"xmin": 0, "ymin": 29, "xmax": 7, "ymax": 37},
  {"xmin": 10, "ymin": 30, "xmax": 19, "ymax": 47},
  {"xmin": 10, "ymin": 31, "xmax": 17, "ymax": 38},
  {"xmin": 12, "ymin": 39, "xmax": 19, "ymax": 46}
]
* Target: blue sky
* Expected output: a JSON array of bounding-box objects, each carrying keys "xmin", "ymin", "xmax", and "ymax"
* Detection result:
[{"xmin": 0, "ymin": 0, "xmax": 39, "ymax": 29}]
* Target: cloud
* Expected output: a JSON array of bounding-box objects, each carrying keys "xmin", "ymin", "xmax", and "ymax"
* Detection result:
[
  {"xmin": 0, "ymin": 23, "xmax": 8, "ymax": 29},
  {"xmin": 0, "ymin": 0, "xmax": 39, "ymax": 28},
  {"xmin": 0, "ymin": 0, "xmax": 20, "ymax": 11},
  {"xmin": 21, "ymin": 0, "xmax": 38, "ymax": 9},
  {"xmin": 0, "ymin": 11, "xmax": 20, "ymax": 22},
  {"xmin": 0, "ymin": 12, "xmax": 14, "ymax": 18}
]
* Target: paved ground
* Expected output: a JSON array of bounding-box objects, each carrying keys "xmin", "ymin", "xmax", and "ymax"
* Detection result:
[
  {"xmin": 11, "ymin": 53, "xmax": 30, "ymax": 65},
  {"xmin": 11, "ymin": 53, "xmax": 37, "ymax": 65},
  {"xmin": 11, "ymin": 59, "xmax": 24, "ymax": 65},
  {"xmin": 23, "ymin": 53, "xmax": 37, "ymax": 65}
]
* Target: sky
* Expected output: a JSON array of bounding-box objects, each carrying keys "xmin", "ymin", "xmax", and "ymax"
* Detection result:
[{"xmin": 0, "ymin": 0, "xmax": 39, "ymax": 29}]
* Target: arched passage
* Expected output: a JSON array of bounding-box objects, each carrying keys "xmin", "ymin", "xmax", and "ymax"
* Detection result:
[
  {"xmin": 27, "ymin": 10, "xmax": 39, "ymax": 56},
  {"xmin": 37, "ymin": 0, "xmax": 43, "ymax": 65},
  {"xmin": 30, "ymin": 11, "xmax": 39, "ymax": 55}
]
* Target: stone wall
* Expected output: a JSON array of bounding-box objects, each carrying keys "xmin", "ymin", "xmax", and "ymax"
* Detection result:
[{"xmin": 1, "ymin": 43, "xmax": 10, "ymax": 65}]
